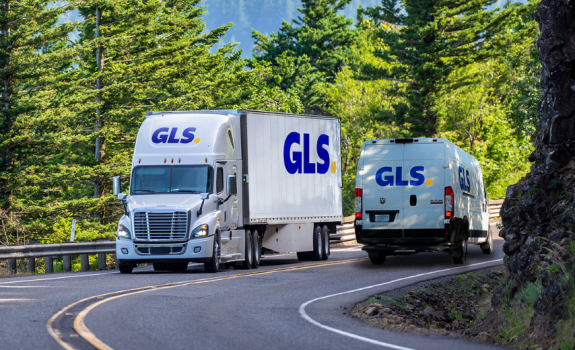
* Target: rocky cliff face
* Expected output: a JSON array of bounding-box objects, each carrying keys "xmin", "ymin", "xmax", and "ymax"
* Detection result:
[{"xmin": 496, "ymin": 0, "xmax": 575, "ymax": 344}]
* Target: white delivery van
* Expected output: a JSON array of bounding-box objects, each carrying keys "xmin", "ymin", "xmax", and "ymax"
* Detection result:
[
  {"xmin": 113, "ymin": 110, "xmax": 343, "ymax": 273},
  {"xmin": 354, "ymin": 138, "xmax": 492, "ymax": 265}
]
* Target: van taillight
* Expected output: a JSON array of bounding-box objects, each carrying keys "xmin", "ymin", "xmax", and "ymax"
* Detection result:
[
  {"xmin": 445, "ymin": 186, "xmax": 454, "ymax": 218},
  {"xmin": 355, "ymin": 188, "xmax": 363, "ymax": 219}
]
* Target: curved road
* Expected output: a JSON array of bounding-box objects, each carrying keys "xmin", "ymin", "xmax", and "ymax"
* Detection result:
[{"xmin": 1, "ymin": 240, "xmax": 505, "ymax": 350}]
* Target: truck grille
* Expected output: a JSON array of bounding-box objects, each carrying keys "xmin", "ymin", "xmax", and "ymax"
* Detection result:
[{"xmin": 133, "ymin": 211, "xmax": 188, "ymax": 241}]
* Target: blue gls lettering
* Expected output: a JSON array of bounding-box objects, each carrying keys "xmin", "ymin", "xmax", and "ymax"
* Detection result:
[
  {"xmin": 458, "ymin": 166, "xmax": 471, "ymax": 192},
  {"xmin": 375, "ymin": 167, "xmax": 393, "ymax": 186},
  {"xmin": 152, "ymin": 128, "xmax": 170, "ymax": 143},
  {"xmin": 284, "ymin": 132, "xmax": 302, "ymax": 174},
  {"xmin": 376, "ymin": 166, "xmax": 428, "ymax": 186},
  {"xmin": 152, "ymin": 127, "xmax": 197, "ymax": 144},
  {"xmin": 410, "ymin": 166, "xmax": 425, "ymax": 186},
  {"xmin": 283, "ymin": 132, "xmax": 330, "ymax": 174}
]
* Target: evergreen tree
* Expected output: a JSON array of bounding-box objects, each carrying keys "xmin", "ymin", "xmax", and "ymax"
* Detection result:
[
  {"xmin": 0, "ymin": 0, "xmax": 78, "ymax": 243},
  {"xmin": 359, "ymin": 0, "xmax": 536, "ymax": 136},
  {"xmin": 252, "ymin": 0, "xmax": 358, "ymax": 113}
]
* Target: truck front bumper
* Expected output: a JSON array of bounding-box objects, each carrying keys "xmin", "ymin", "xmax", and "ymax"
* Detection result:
[{"xmin": 116, "ymin": 236, "xmax": 214, "ymax": 265}]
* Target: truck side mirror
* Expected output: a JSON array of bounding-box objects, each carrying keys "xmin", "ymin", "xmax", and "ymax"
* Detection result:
[
  {"xmin": 113, "ymin": 176, "xmax": 121, "ymax": 195},
  {"xmin": 200, "ymin": 193, "xmax": 210, "ymax": 200},
  {"xmin": 226, "ymin": 175, "xmax": 237, "ymax": 195}
]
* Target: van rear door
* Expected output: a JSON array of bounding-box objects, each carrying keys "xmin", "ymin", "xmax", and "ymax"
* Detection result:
[
  {"xmin": 361, "ymin": 143, "xmax": 403, "ymax": 238},
  {"xmin": 402, "ymin": 141, "xmax": 445, "ymax": 237}
]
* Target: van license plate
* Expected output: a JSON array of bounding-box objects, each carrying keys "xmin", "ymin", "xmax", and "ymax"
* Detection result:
[{"xmin": 374, "ymin": 214, "xmax": 390, "ymax": 222}]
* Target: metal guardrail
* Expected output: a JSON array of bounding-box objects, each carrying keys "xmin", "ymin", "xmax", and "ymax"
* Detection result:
[{"xmin": 489, "ymin": 199, "xmax": 503, "ymax": 219}]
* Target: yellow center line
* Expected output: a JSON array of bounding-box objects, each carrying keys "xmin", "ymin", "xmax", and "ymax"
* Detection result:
[{"xmin": 48, "ymin": 258, "xmax": 368, "ymax": 350}]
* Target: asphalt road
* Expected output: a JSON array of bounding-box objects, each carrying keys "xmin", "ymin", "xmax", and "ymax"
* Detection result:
[{"xmin": 0, "ymin": 237, "xmax": 505, "ymax": 350}]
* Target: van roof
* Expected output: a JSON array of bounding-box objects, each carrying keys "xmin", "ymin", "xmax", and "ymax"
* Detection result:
[{"xmin": 145, "ymin": 109, "xmax": 339, "ymax": 120}]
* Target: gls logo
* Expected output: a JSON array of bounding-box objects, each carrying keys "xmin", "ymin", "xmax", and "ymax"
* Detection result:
[
  {"xmin": 459, "ymin": 166, "xmax": 471, "ymax": 192},
  {"xmin": 375, "ymin": 166, "xmax": 432, "ymax": 187},
  {"xmin": 151, "ymin": 127, "xmax": 199, "ymax": 144},
  {"xmin": 283, "ymin": 132, "xmax": 331, "ymax": 174}
]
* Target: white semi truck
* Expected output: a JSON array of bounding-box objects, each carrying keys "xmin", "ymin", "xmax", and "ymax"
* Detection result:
[{"xmin": 113, "ymin": 110, "xmax": 343, "ymax": 273}]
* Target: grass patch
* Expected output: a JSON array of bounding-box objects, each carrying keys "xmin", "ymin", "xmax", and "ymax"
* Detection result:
[{"xmin": 499, "ymin": 301, "xmax": 534, "ymax": 344}]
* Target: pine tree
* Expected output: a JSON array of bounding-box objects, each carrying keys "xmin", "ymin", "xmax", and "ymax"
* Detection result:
[
  {"xmin": 252, "ymin": 0, "xmax": 357, "ymax": 113},
  {"xmin": 359, "ymin": 0, "xmax": 536, "ymax": 136},
  {"xmin": 0, "ymin": 0, "xmax": 78, "ymax": 243}
]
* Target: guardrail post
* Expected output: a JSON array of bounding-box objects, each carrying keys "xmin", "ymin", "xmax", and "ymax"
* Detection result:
[
  {"xmin": 7, "ymin": 259, "xmax": 17, "ymax": 274},
  {"xmin": 80, "ymin": 254, "xmax": 89, "ymax": 271},
  {"xmin": 45, "ymin": 257, "xmax": 54, "ymax": 273},
  {"xmin": 26, "ymin": 258, "xmax": 35, "ymax": 273},
  {"xmin": 114, "ymin": 254, "xmax": 119, "ymax": 270},
  {"xmin": 97, "ymin": 254, "xmax": 106, "ymax": 270},
  {"xmin": 63, "ymin": 255, "xmax": 72, "ymax": 272}
]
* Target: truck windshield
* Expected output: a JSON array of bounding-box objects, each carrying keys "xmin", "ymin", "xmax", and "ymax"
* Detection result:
[{"xmin": 131, "ymin": 166, "xmax": 213, "ymax": 194}]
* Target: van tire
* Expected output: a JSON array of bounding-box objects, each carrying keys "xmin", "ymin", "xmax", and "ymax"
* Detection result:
[
  {"xmin": 368, "ymin": 253, "xmax": 386, "ymax": 265},
  {"xmin": 204, "ymin": 233, "xmax": 220, "ymax": 273},
  {"xmin": 310, "ymin": 226, "xmax": 323, "ymax": 261},
  {"xmin": 241, "ymin": 230, "xmax": 253, "ymax": 269},
  {"xmin": 119, "ymin": 264, "xmax": 134, "ymax": 274},
  {"xmin": 321, "ymin": 225, "xmax": 330, "ymax": 260},
  {"xmin": 252, "ymin": 229, "xmax": 261, "ymax": 269},
  {"xmin": 453, "ymin": 235, "xmax": 468, "ymax": 264},
  {"xmin": 153, "ymin": 263, "xmax": 167, "ymax": 271},
  {"xmin": 480, "ymin": 228, "xmax": 493, "ymax": 254}
]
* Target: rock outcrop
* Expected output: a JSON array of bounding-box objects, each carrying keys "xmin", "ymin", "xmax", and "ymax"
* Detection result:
[{"xmin": 497, "ymin": 0, "xmax": 575, "ymax": 344}]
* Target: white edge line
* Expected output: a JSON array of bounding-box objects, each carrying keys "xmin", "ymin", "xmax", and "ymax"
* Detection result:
[
  {"xmin": 0, "ymin": 271, "xmax": 119, "ymax": 284},
  {"xmin": 299, "ymin": 259, "xmax": 503, "ymax": 350}
]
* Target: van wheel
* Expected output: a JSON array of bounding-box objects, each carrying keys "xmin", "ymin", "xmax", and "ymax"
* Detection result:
[
  {"xmin": 453, "ymin": 236, "xmax": 468, "ymax": 264},
  {"xmin": 119, "ymin": 264, "xmax": 134, "ymax": 274},
  {"xmin": 252, "ymin": 229, "xmax": 261, "ymax": 269},
  {"xmin": 321, "ymin": 225, "xmax": 330, "ymax": 260},
  {"xmin": 480, "ymin": 227, "xmax": 493, "ymax": 254},
  {"xmin": 368, "ymin": 253, "xmax": 386, "ymax": 265},
  {"xmin": 204, "ymin": 234, "xmax": 220, "ymax": 273},
  {"xmin": 153, "ymin": 263, "xmax": 167, "ymax": 271},
  {"xmin": 310, "ymin": 226, "xmax": 323, "ymax": 261},
  {"xmin": 242, "ymin": 230, "xmax": 253, "ymax": 269}
]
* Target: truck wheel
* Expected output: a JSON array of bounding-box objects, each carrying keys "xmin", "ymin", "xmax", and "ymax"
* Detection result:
[
  {"xmin": 321, "ymin": 225, "xmax": 329, "ymax": 260},
  {"xmin": 252, "ymin": 229, "xmax": 261, "ymax": 269},
  {"xmin": 119, "ymin": 264, "xmax": 133, "ymax": 274},
  {"xmin": 453, "ymin": 234, "xmax": 468, "ymax": 264},
  {"xmin": 310, "ymin": 226, "xmax": 323, "ymax": 261},
  {"xmin": 480, "ymin": 227, "xmax": 493, "ymax": 254},
  {"xmin": 167, "ymin": 262, "xmax": 188, "ymax": 272},
  {"xmin": 368, "ymin": 253, "xmax": 386, "ymax": 265},
  {"xmin": 241, "ymin": 230, "xmax": 253, "ymax": 269},
  {"xmin": 153, "ymin": 263, "xmax": 167, "ymax": 271},
  {"xmin": 204, "ymin": 234, "xmax": 220, "ymax": 273}
]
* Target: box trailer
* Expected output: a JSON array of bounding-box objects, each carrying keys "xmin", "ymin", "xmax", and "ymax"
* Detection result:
[{"xmin": 113, "ymin": 110, "xmax": 343, "ymax": 273}]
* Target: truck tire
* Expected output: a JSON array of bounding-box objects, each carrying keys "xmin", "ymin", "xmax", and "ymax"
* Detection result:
[
  {"xmin": 153, "ymin": 263, "xmax": 167, "ymax": 271},
  {"xmin": 368, "ymin": 252, "xmax": 386, "ymax": 265},
  {"xmin": 453, "ymin": 228, "xmax": 468, "ymax": 264},
  {"xmin": 204, "ymin": 234, "xmax": 220, "ymax": 273},
  {"xmin": 241, "ymin": 230, "xmax": 253, "ymax": 269},
  {"xmin": 310, "ymin": 226, "xmax": 323, "ymax": 261},
  {"xmin": 252, "ymin": 229, "xmax": 261, "ymax": 269},
  {"xmin": 480, "ymin": 227, "xmax": 493, "ymax": 254},
  {"xmin": 119, "ymin": 264, "xmax": 134, "ymax": 274},
  {"xmin": 321, "ymin": 225, "xmax": 329, "ymax": 260},
  {"xmin": 167, "ymin": 262, "xmax": 188, "ymax": 272}
]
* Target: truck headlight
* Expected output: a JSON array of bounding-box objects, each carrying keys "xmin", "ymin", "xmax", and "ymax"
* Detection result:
[
  {"xmin": 117, "ymin": 224, "xmax": 132, "ymax": 239},
  {"xmin": 191, "ymin": 224, "xmax": 209, "ymax": 238}
]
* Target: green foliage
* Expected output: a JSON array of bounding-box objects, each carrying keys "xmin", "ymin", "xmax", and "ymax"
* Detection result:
[
  {"xmin": 517, "ymin": 282, "xmax": 542, "ymax": 304},
  {"xmin": 252, "ymin": 0, "xmax": 358, "ymax": 112}
]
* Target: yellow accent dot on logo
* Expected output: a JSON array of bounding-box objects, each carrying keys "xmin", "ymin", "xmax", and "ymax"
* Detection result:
[
  {"xmin": 194, "ymin": 138, "xmax": 200, "ymax": 144},
  {"xmin": 426, "ymin": 179, "xmax": 433, "ymax": 186},
  {"xmin": 331, "ymin": 161, "xmax": 337, "ymax": 174}
]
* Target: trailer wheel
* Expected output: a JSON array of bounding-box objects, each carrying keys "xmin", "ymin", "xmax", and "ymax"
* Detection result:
[
  {"xmin": 205, "ymin": 233, "xmax": 220, "ymax": 273},
  {"xmin": 241, "ymin": 230, "xmax": 253, "ymax": 269},
  {"xmin": 252, "ymin": 229, "xmax": 261, "ymax": 269},
  {"xmin": 119, "ymin": 264, "xmax": 134, "ymax": 274},
  {"xmin": 310, "ymin": 226, "xmax": 323, "ymax": 261},
  {"xmin": 321, "ymin": 225, "xmax": 330, "ymax": 260},
  {"xmin": 153, "ymin": 263, "xmax": 167, "ymax": 271},
  {"xmin": 480, "ymin": 227, "xmax": 493, "ymax": 254}
]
